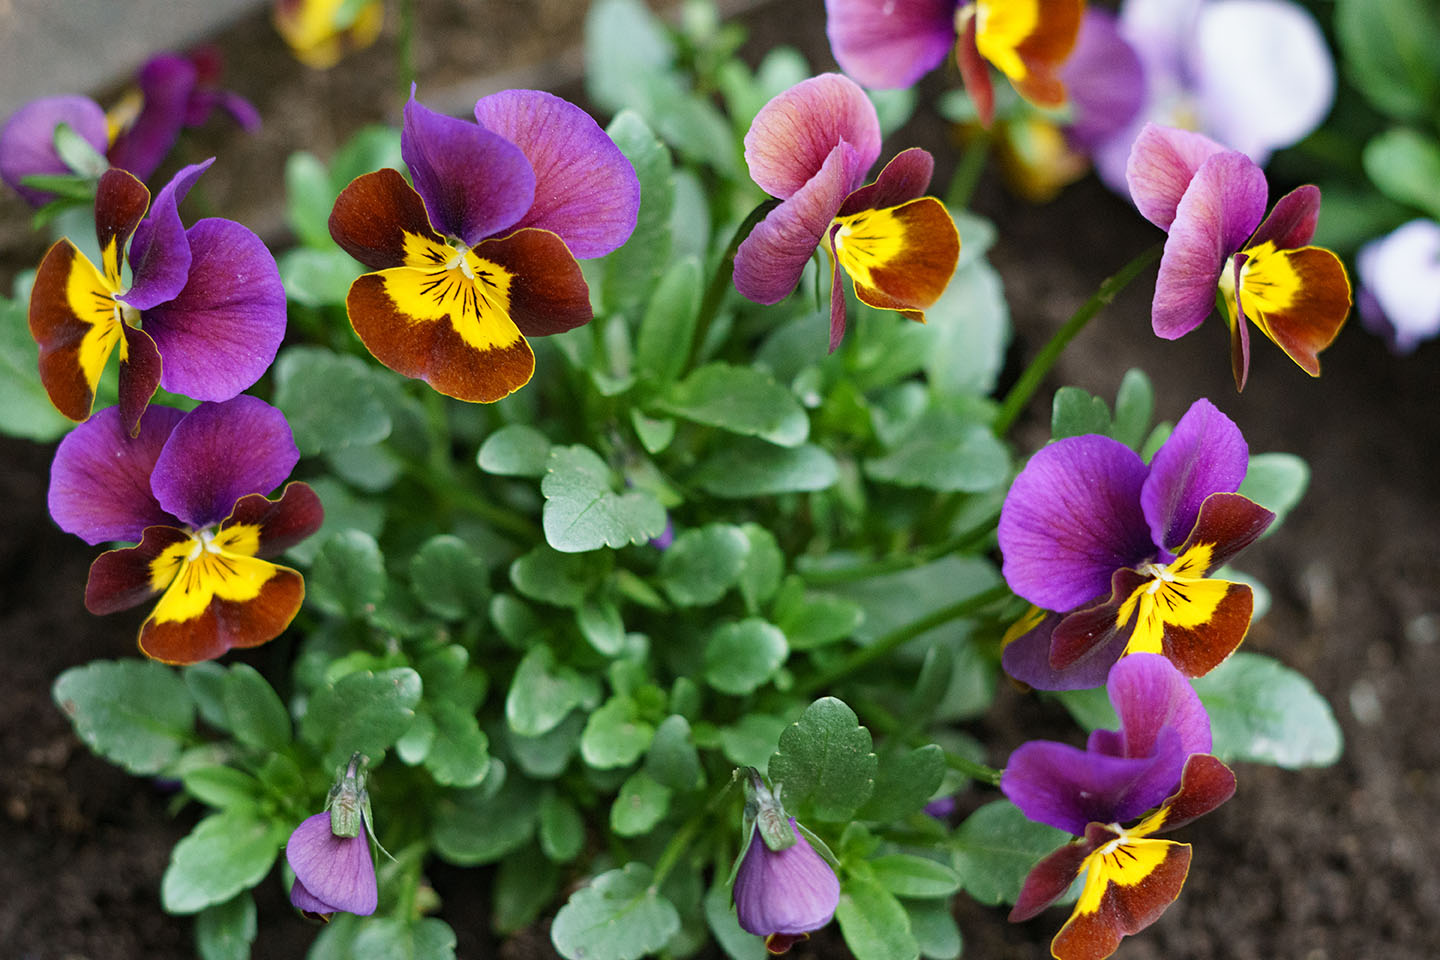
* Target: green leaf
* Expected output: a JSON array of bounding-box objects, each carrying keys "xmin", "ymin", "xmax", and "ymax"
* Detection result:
[
  {"xmin": 409, "ymin": 535, "xmax": 489, "ymax": 620},
  {"xmin": 1335, "ymin": 0, "xmax": 1440, "ymax": 121},
  {"xmin": 601, "ymin": 110, "xmax": 676, "ymax": 317},
  {"xmin": 308, "ymin": 529, "xmax": 386, "ymax": 618},
  {"xmin": 53, "ymin": 122, "xmax": 108, "ymax": 177},
  {"xmin": 645, "ymin": 715, "xmax": 704, "ymax": 790},
  {"xmin": 705, "ymin": 619, "xmax": 788, "ymax": 695},
  {"xmin": 300, "ymin": 668, "xmax": 422, "ymax": 767},
  {"xmin": 0, "ymin": 294, "xmax": 72, "ymax": 441},
  {"xmin": 542, "ymin": 444, "xmax": 667, "ymax": 552},
  {"xmin": 1051, "ymin": 385, "xmax": 1111, "ymax": 440},
  {"xmin": 952, "ymin": 800, "xmax": 1069, "ymax": 905},
  {"xmin": 352, "ymin": 917, "xmax": 458, "ymax": 960},
  {"xmin": 719, "ymin": 714, "xmax": 788, "ymax": 773},
  {"xmin": 195, "ymin": 890, "xmax": 257, "ymax": 960},
  {"xmin": 494, "ymin": 846, "xmax": 561, "ymax": 935},
  {"xmin": 477, "ymin": 424, "xmax": 553, "ymax": 477},
  {"xmin": 775, "ymin": 588, "xmax": 865, "ymax": 651},
  {"xmin": 580, "ymin": 695, "xmax": 656, "ymax": 768},
  {"xmin": 509, "ymin": 545, "xmax": 608, "ymax": 607},
  {"xmin": 551, "ymin": 863, "xmax": 681, "ymax": 960},
  {"xmin": 904, "ymin": 898, "xmax": 962, "ymax": 960},
  {"xmin": 424, "ymin": 702, "xmax": 491, "ymax": 787},
  {"xmin": 272, "ymin": 347, "xmax": 391, "ymax": 456},
  {"xmin": 508, "ymin": 710, "xmax": 586, "ymax": 779},
  {"xmin": 182, "ymin": 766, "xmax": 264, "ymax": 811},
  {"xmin": 660, "ymin": 523, "xmax": 751, "ymax": 606},
  {"xmin": 693, "ymin": 438, "xmax": 839, "ymax": 498},
  {"xmin": 836, "ymin": 871, "xmax": 919, "ymax": 960},
  {"xmin": 704, "ymin": 880, "xmax": 766, "ymax": 960},
  {"xmin": 631, "ymin": 410, "xmax": 676, "ymax": 454},
  {"xmin": 636, "ymin": 255, "xmax": 701, "ymax": 384},
  {"xmin": 53, "ymin": 660, "xmax": 195, "ymax": 775},
  {"xmin": 866, "ymin": 405, "xmax": 1010, "ymax": 492},
  {"xmin": 277, "ymin": 247, "xmax": 359, "ymax": 307},
  {"xmin": 739, "ymin": 523, "xmax": 784, "ymax": 612},
  {"xmin": 766, "ymin": 698, "xmax": 877, "ymax": 822},
  {"xmin": 1111, "ymin": 368, "xmax": 1155, "ymax": 450},
  {"xmin": 922, "ymin": 254, "xmax": 1010, "ymax": 397},
  {"xmin": 1239, "ymin": 452, "xmax": 1310, "ymax": 530},
  {"xmin": 506, "ymin": 646, "xmax": 598, "ymax": 737},
  {"xmin": 330, "ymin": 125, "xmax": 403, "ymax": 187},
  {"xmin": 1191, "ymin": 652, "xmax": 1343, "ymax": 768},
  {"xmin": 161, "ymin": 812, "xmax": 288, "ymax": 914},
  {"xmin": 610, "ymin": 769, "xmax": 672, "ymax": 836},
  {"xmin": 432, "ymin": 764, "xmax": 540, "ymax": 865},
  {"xmin": 657, "ymin": 363, "xmax": 809, "ymax": 446},
  {"xmin": 1364, "ymin": 128, "xmax": 1440, "ymax": 219},
  {"xmin": 855, "ymin": 745, "xmax": 946, "ymax": 822},
  {"xmin": 577, "ymin": 597, "xmax": 626, "ymax": 656},
  {"xmin": 540, "ymin": 790, "xmax": 586, "ymax": 862},
  {"xmin": 324, "ymin": 441, "xmax": 401, "ymax": 493},
  {"xmin": 284, "ymin": 151, "xmax": 334, "ymax": 248},
  {"xmin": 867, "ymin": 855, "xmax": 961, "ymax": 898},
  {"xmin": 220, "ymin": 664, "xmax": 291, "ymax": 752}
]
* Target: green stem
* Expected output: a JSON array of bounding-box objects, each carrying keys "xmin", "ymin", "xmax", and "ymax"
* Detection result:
[
  {"xmin": 857, "ymin": 696, "xmax": 1004, "ymax": 787},
  {"xmin": 799, "ymin": 507, "xmax": 1001, "ymax": 586},
  {"xmin": 944, "ymin": 127, "xmax": 992, "ymax": 211},
  {"xmin": 687, "ymin": 199, "xmax": 780, "ymax": 371},
  {"xmin": 396, "ymin": 0, "xmax": 416, "ymax": 95},
  {"xmin": 993, "ymin": 242, "xmax": 1163, "ymax": 436},
  {"xmin": 652, "ymin": 773, "xmax": 740, "ymax": 888},
  {"xmin": 796, "ymin": 582, "xmax": 1012, "ymax": 697}
]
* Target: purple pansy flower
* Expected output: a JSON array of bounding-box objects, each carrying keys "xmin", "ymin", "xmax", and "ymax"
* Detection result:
[
  {"xmin": 734, "ymin": 817, "xmax": 840, "ymax": 954},
  {"xmin": 328, "ymin": 91, "xmax": 639, "ymax": 402},
  {"xmin": 1003, "ymin": 655, "xmax": 1237, "ymax": 960},
  {"xmin": 47, "ymin": 396, "xmax": 322, "ymax": 664},
  {"xmin": 733, "ymin": 73, "xmax": 960, "ymax": 350},
  {"xmin": 27, "ymin": 161, "xmax": 286, "ymax": 433},
  {"xmin": 1128, "ymin": 123, "xmax": 1351, "ymax": 390},
  {"xmin": 1357, "ymin": 219, "xmax": 1440, "ymax": 355},
  {"xmin": 287, "ymin": 754, "xmax": 379, "ymax": 919},
  {"xmin": 999, "ymin": 398, "xmax": 1274, "ymax": 689}
]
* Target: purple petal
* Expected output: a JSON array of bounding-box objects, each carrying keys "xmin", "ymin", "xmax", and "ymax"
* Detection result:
[
  {"xmin": 1099, "ymin": 653, "xmax": 1211, "ymax": 759},
  {"xmin": 744, "ymin": 74, "xmax": 881, "ymax": 200},
  {"xmin": 48, "ymin": 405, "xmax": 185, "ymax": 545},
  {"xmin": 1125, "ymin": 123, "xmax": 1230, "ymax": 232},
  {"xmin": 824, "ymin": 0, "xmax": 957, "ymax": 90},
  {"xmin": 1140, "ymin": 398, "xmax": 1248, "ymax": 554},
  {"xmin": 998, "ymin": 435, "xmax": 1154, "ymax": 613},
  {"xmin": 473, "ymin": 90, "xmax": 639, "ymax": 259},
  {"xmin": 733, "ymin": 819, "xmax": 839, "ymax": 936},
  {"xmin": 1061, "ymin": 9, "xmax": 1146, "ymax": 151},
  {"xmin": 1357, "ymin": 219, "xmax": 1440, "ymax": 354},
  {"xmin": 0, "ymin": 95, "xmax": 108, "ymax": 207},
  {"xmin": 1001, "ymin": 733, "xmax": 1186, "ymax": 835},
  {"xmin": 285, "ymin": 813, "xmax": 377, "ymax": 917},
  {"xmin": 185, "ymin": 89, "xmax": 262, "ymax": 133},
  {"xmin": 142, "ymin": 217, "xmax": 287, "ymax": 401},
  {"xmin": 1249, "ymin": 185, "xmax": 1319, "ymax": 251},
  {"xmin": 124, "ymin": 159, "xmax": 213, "ymax": 311},
  {"xmin": 288, "ymin": 877, "xmax": 335, "ymax": 915},
  {"xmin": 401, "ymin": 95, "xmax": 535, "ymax": 247},
  {"xmin": 734, "ymin": 142, "xmax": 856, "ymax": 305},
  {"xmin": 828, "ymin": 227, "xmax": 848, "ymax": 350},
  {"xmin": 1001, "ymin": 610, "xmax": 1129, "ymax": 691},
  {"xmin": 1151, "ymin": 151, "xmax": 1267, "ymax": 339},
  {"xmin": 109, "ymin": 55, "xmax": 197, "ymax": 182},
  {"xmin": 836, "ymin": 147, "xmax": 934, "ymax": 217},
  {"xmin": 150, "ymin": 397, "xmax": 298, "ymax": 529}
]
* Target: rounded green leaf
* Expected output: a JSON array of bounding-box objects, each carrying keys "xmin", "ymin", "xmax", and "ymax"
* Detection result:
[
  {"xmin": 657, "ymin": 363, "xmax": 809, "ymax": 447},
  {"xmin": 409, "ymin": 535, "xmax": 489, "ymax": 620},
  {"xmin": 432, "ymin": 767, "xmax": 540, "ymax": 866},
  {"xmin": 766, "ymin": 698, "xmax": 876, "ymax": 822},
  {"xmin": 704, "ymin": 619, "xmax": 788, "ymax": 695},
  {"xmin": 195, "ymin": 890, "xmax": 257, "ymax": 960},
  {"xmin": 478, "ymin": 424, "xmax": 554, "ymax": 477},
  {"xmin": 645, "ymin": 715, "xmax": 705, "ymax": 791},
  {"xmin": 540, "ymin": 790, "xmax": 586, "ymax": 863},
  {"xmin": 610, "ymin": 769, "xmax": 673, "ymax": 836},
  {"xmin": 308, "ymin": 530, "xmax": 386, "ymax": 618},
  {"xmin": 951, "ymin": 800, "xmax": 1069, "ymax": 906},
  {"xmin": 551, "ymin": 863, "xmax": 681, "ymax": 960},
  {"xmin": 506, "ymin": 646, "xmax": 598, "ymax": 738},
  {"xmin": 221, "ymin": 664, "xmax": 291, "ymax": 752},
  {"xmin": 867, "ymin": 854, "xmax": 961, "ymax": 898},
  {"xmin": 161, "ymin": 813, "xmax": 288, "ymax": 914},
  {"xmin": 542, "ymin": 445, "xmax": 667, "ymax": 552},
  {"xmin": 659, "ymin": 523, "xmax": 750, "ymax": 607},
  {"xmin": 692, "ymin": 439, "xmax": 839, "ymax": 498},
  {"xmin": 299, "ymin": 668, "xmax": 422, "ymax": 768},
  {"xmin": 835, "ymin": 871, "xmax": 919, "ymax": 960},
  {"xmin": 272, "ymin": 346, "xmax": 391, "ymax": 456},
  {"xmin": 53, "ymin": 659, "xmax": 195, "ymax": 776},
  {"xmin": 1191, "ymin": 652, "xmax": 1343, "ymax": 768},
  {"xmin": 580, "ymin": 695, "xmax": 656, "ymax": 769}
]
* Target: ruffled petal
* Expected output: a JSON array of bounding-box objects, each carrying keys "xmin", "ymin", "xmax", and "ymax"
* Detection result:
[
  {"xmin": 48, "ymin": 404, "xmax": 184, "ymax": 545},
  {"xmin": 124, "ymin": 159, "xmax": 212, "ymax": 311},
  {"xmin": 1167, "ymin": 492, "xmax": 1274, "ymax": 576},
  {"xmin": 1152, "ymin": 151, "xmax": 1267, "ymax": 339},
  {"xmin": 473, "ymin": 89, "xmax": 639, "ymax": 259},
  {"xmin": 1248, "ymin": 185, "xmax": 1319, "ymax": 251},
  {"xmin": 1101, "ymin": 653, "xmax": 1211, "ymax": 760},
  {"xmin": 1140, "ymin": 398, "xmax": 1248, "ymax": 554},
  {"xmin": 401, "ymin": 96, "xmax": 534, "ymax": 247},
  {"xmin": 84, "ymin": 524, "xmax": 190, "ymax": 614},
  {"xmin": 116, "ymin": 324, "xmax": 163, "ymax": 436},
  {"xmin": 141, "ymin": 217, "xmax": 287, "ymax": 401},
  {"xmin": 823, "ymin": 0, "xmax": 957, "ymax": 90},
  {"xmin": 743, "ymin": 74, "xmax": 881, "ymax": 200},
  {"xmin": 1144, "ymin": 753, "xmax": 1236, "ymax": 834},
  {"xmin": 94, "ymin": 169, "xmax": 153, "ymax": 285},
  {"xmin": 229, "ymin": 482, "xmax": 325, "ymax": 559},
  {"xmin": 0, "ymin": 94, "xmax": 109, "ymax": 207},
  {"xmin": 471, "ymin": 227, "xmax": 593, "ymax": 338},
  {"xmin": 836, "ymin": 147, "xmax": 935, "ymax": 217},
  {"xmin": 1236, "ymin": 242, "xmax": 1350, "ymax": 377},
  {"xmin": 1124, "ymin": 123, "xmax": 1229, "ymax": 232},
  {"xmin": 329, "ymin": 167, "xmax": 447, "ymax": 270},
  {"xmin": 1050, "ymin": 833, "xmax": 1191, "ymax": 960},
  {"xmin": 150, "ymin": 397, "xmax": 299, "ymax": 529},
  {"xmin": 998, "ymin": 434, "xmax": 1153, "ymax": 612},
  {"xmin": 836, "ymin": 196, "xmax": 959, "ymax": 321},
  {"xmin": 1009, "ymin": 839, "xmax": 1092, "ymax": 922},
  {"xmin": 286, "ymin": 814, "xmax": 378, "ymax": 916},
  {"xmin": 28, "ymin": 239, "xmax": 119, "ymax": 422},
  {"xmin": 138, "ymin": 551, "xmax": 305, "ymax": 664}
]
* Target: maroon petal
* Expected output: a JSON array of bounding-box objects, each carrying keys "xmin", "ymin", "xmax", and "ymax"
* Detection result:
[
  {"xmin": 744, "ymin": 73, "xmax": 881, "ymax": 200},
  {"xmin": 473, "ymin": 90, "xmax": 639, "ymax": 259},
  {"xmin": 48, "ymin": 404, "xmax": 185, "ymax": 545},
  {"xmin": 85, "ymin": 524, "xmax": 189, "ymax": 614},
  {"xmin": 0, "ymin": 94, "xmax": 109, "ymax": 207},
  {"xmin": 116, "ymin": 325, "xmax": 163, "ymax": 437},
  {"xmin": 836, "ymin": 147, "xmax": 935, "ymax": 217},
  {"xmin": 1002, "ymin": 608, "xmax": 1128, "ymax": 691},
  {"xmin": 823, "ymin": 0, "xmax": 957, "ymax": 90},
  {"xmin": 827, "ymin": 229, "xmax": 848, "ymax": 350},
  {"xmin": 228, "ymin": 482, "xmax": 325, "ymax": 559},
  {"xmin": 94, "ymin": 169, "xmax": 152, "ymax": 283},
  {"xmin": 124, "ymin": 159, "xmax": 212, "ymax": 311},
  {"xmin": 1249, "ymin": 185, "xmax": 1319, "ymax": 250},
  {"xmin": 1010, "ymin": 839, "xmax": 1093, "ymax": 922},
  {"xmin": 1150, "ymin": 753, "xmax": 1236, "ymax": 834},
  {"xmin": 330, "ymin": 167, "xmax": 446, "ymax": 270},
  {"xmin": 1125, "ymin": 123, "xmax": 1229, "ymax": 232},
  {"xmin": 1168, "ymin": 492, "xmax": 1275, "ymax": 575}
]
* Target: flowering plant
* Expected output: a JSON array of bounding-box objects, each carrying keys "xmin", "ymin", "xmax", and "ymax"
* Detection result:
[{"xmin": 5, "ymin": 0, "xmax": 1395, "ymax": 958}]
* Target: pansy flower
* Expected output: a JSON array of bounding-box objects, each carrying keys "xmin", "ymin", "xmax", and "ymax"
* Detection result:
[
  {"xmin": 329, "ymin": 92, "xmax": 639, "ymax": 402},
  {"xmin": 273, "ymin": 0, "xmax": 385, "ymax": 70},
  {"xmin": 1003, "ymin": 655, "xmax": 1236, "ymax": 960},
  {"xmin": 28, "ymin": 161, "xmax": 287, "ymax": 433},
  {"xmin": 1357, "ymin": 219, "xmax": 1440, "ymax": 355},
  {"xmin": 732, "ymin": 73, "xmax": 960, "ymax": 350},
  {"xmin": 1128, "ymin": 122, "xmax": 1351, "ymax": 390},
  {"xmin": 287, "ymin": 754, "xmax": 379, "ymax": 920},
  {"xmin": 47, "ymin": 396, "xmax": 323, "ymax": 664},
  {"xmin": 825, "ymin": 0, "xmax": 1084, "ymax": 125},
  {"xmin": 998, "ymin": 398, "xmax": 1274, "ymax": 689}
]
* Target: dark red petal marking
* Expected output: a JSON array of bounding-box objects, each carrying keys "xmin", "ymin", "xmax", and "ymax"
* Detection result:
[
  {"xmin": 954, "ymin": 11, "xmax": 996, "ymax": 128},
  {"xmin": 1152, "ymin": 754, "xmax": 1237, "ymax": 834},
  {"xmin": 94, "ymin": 168, "xmax": 151, "ymax": 282},
  {"xmin": 1173, "ymin": 492, "xmax": 1275, "ymax": 575},
  {"xmin": 117, "ymin": 324, "xmax": 162, "ymax": 437},
  {"xmin": 329, "ymin": 168, "xmax": 445, "ymax": 270},
  {"xmin": 138, "ymin": 566, "xmax": 305, "ymax": 665},
  {"xmin": 1050, "ymin": 844, "xmax": 1191, "ymax": 960},
  {"xmin": 1010, "ymin": 839, "xmax": 1094, "ymax": 923},
  {"xmin": 228, "ymin": 482, "xmax": 325, "ymax": 559},
  {"xmin": 84, "ymin": 525, "xmax": 190, "ymax": 615},
  {"xmin": 473, "ymin": 228, "xmax": 593, "ymax": 338}
]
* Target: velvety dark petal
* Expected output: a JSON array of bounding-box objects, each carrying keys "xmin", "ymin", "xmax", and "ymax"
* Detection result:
[
  {"xmin": 141, "ymin": 217, "xmax": 287, "ymax": 400},
  {"xmin": 1098, "ymin": 653, "xmax": 1211, "ymax": 760},
  {"xmin": 733, "ymin": 818, "xmax": 840, "ymax": 936},
  {"xmin": 1170, "ymin": 492, "xmax": 1275, "ymax": 575},
  {"xmin": 1148, "ymin": 753, "xmax": 1236, "ymax": 834},
  {"xmin": 401, "ymin": 96, "xmax": 534, "ymax": 246},
  {"xmin": 150, "ymin": 397, "xmax": 299, "ymax": 529},
  {"xmin": 1140, "ymin": 398, "xmax": 1248, "ymax": 554},
  {"xmin": 1228, "ymin": 265, "xmax": 1253, "ymax": 392},
  {"xmin": 124, "ymin": 159, "xmax": 212, "ymax": 310},
  {"xmin": 94, "ymin": 169, "xmax": 153, "ymax": 284},
  {"xmin": 1050, "ymin": 840, "xmax": 1191, "ymax": 960},
  {"xmin": 109, "ymin": 54, "xmax": 197, "ymax": 181},
  {"xmin": 116, "ymin": 324, "xmax": 163, "ymax": 436},
  {"xmin": 823, "ymin": 0, "xmax": 957, "ymax": 90},
  {"xmin": 286, "ymin": 813, "xmax": 378, "ymax": 917},
  {"xmin": 1249, "ymin": 185, "xmax": 1320, "ymax": 251},
  {"xmin": 1152, "ymin": 152, "xmax": 1267, "ymax": 339},
  {"xmin": 1154, "ymin": 578, "xmax": 1253, "ymax": 677},
  {"xmin": 49, "ymin": 404, "xmax": 184, "ymax": 545},
  {"xmin": 998, "ymin": 434, "xmax": 1153, "ymax": 612},
  {"xmin": 84, "ymin": 524, "xmax": 189, "ymax": 614},
  {"xmin": 827, "ymin": 230, "xmax": 848, "ymax": 351},
  {"xmin": 744, "ymin": 74, "xmax": 881, "ymax": 200},
  {"xmin": 228, "ymin": 482, "xmax": 325, "ymax": 559},
  {"xmin": 837, "ymin": 148, "xmax": 935, "ymax": 217},
  {"xmin": 840, "ymin": 196, "xmax": 959, "ymax": 320},
  {"xmin": 1010, "ymin": 839, "xmax": 1094, "ymax": 922},
  {"xmin": 473, "ymin": 90, "xmax": 639, "ymax": 259},
  {"xmin": 734, "ymin": 143, "xmax": 856, "ymax": 305},
  {"xmin": 1060, "ymin": 9, "xmax": 1145, "ymax": 151},
  {"xmin": 954, "ymin": 10, "xmax": 996, "ymax": 128},
  {"xmin": 1125, "ymin": 124, "xmax": 1229, "ymax": 232},
  {"xmin": 472, "ymin": 227, "xmax": 593, "ymax": 337},
  {"xmin": 1002, "ymin": 607, "xmax": 1129, "ymax": 691},
  {"xmin": 0, "ymin": 94, "xmax": 109, "ymax": 207},
  {"xmin": 29, "ymin": 240, "xmax": 114, "ymax": 422},
  {"xmin": 330, "ymin": 168, "xmax": 447, "ymax": 270},
  {"xmin": 138, "ymin": 560, "xmax": 305, "ymax": 664}
]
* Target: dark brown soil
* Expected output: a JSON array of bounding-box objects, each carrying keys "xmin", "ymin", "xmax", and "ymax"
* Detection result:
[{"xmin": 3, "ymin": 2, "xmax": 1438, "ymax": 958}]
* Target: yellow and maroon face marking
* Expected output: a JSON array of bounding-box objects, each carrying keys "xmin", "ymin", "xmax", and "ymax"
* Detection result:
[
  {"xmin": 1051, "ymin": 832, "xmax": 1192, "ymax": 960},
  {"xmin": 1231, "ymin": 240, "xmax": 1351, "ymax": 376},
  {"xmin": 1114, "ymin": 549, "xmax": 1254, "ymax": 677},
  {"xmin": 973, "ymin": 0, "xmax": 1083, "ymax": 110},
  {"xmin": 830, "ymin": 197, "xmax": 959, "ymax": 321}
]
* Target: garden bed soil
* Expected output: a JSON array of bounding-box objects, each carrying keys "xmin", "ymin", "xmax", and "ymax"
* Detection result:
[{"xmin": 2, "ymin": 2, "xmax": 1438, "ymax": 958}]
